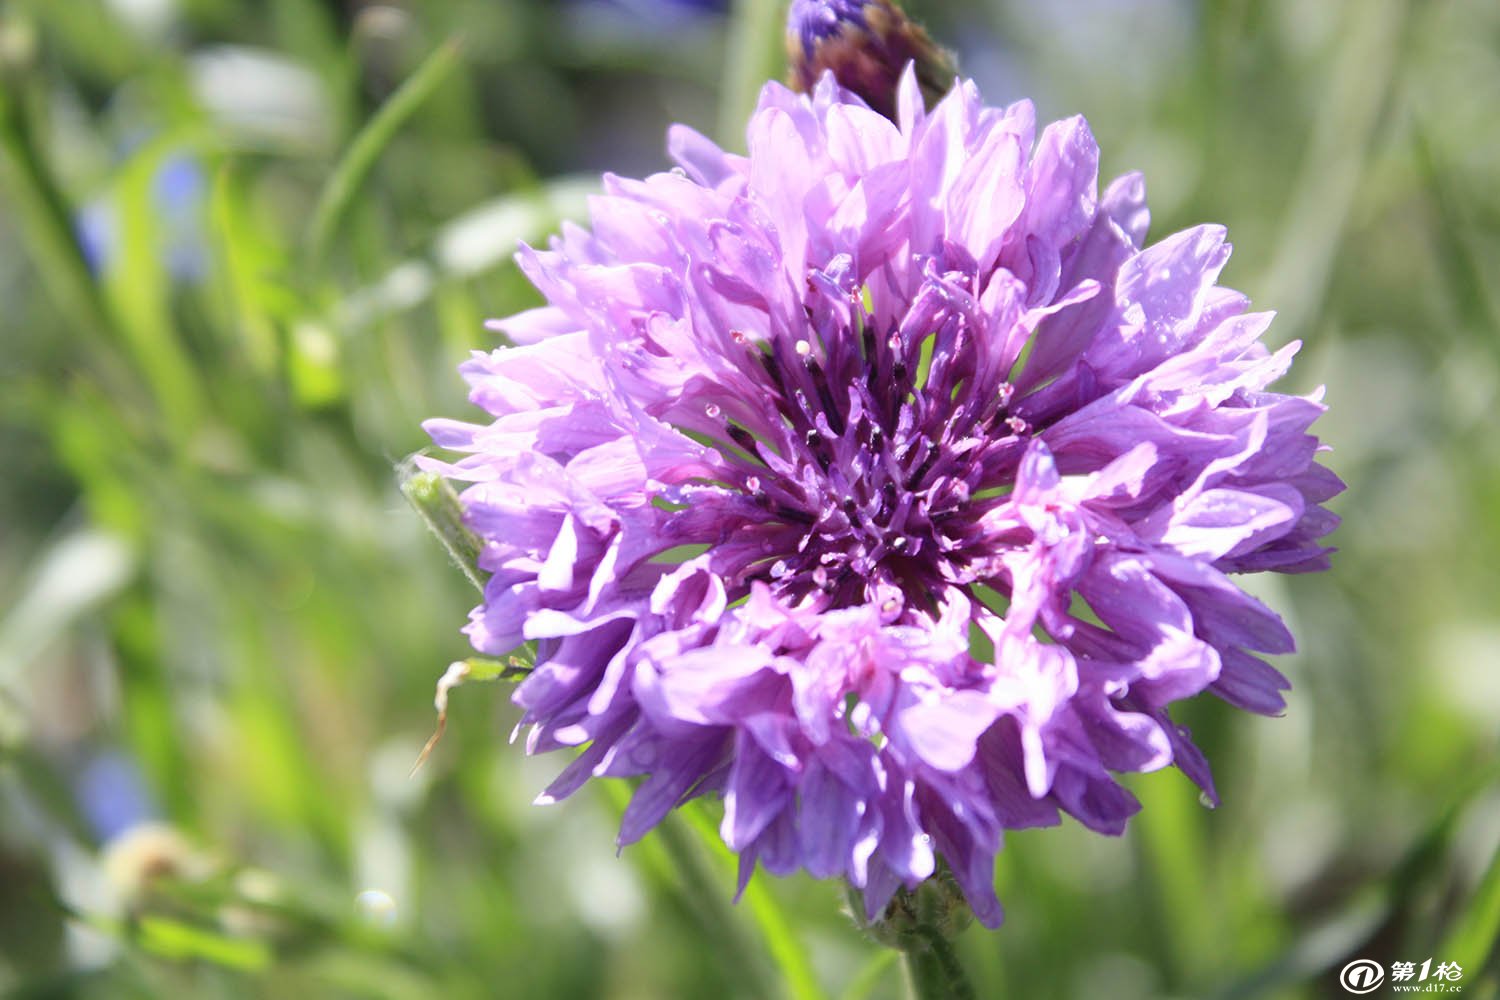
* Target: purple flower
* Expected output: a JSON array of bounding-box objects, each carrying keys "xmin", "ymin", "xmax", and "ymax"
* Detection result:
[
  {"xmin": 421, "ymin": 70, "xmax": 1341, "ymax": 927},
  {"xmin": 786, "ymin": 0, "xmax": 955, "ymax": 119}
]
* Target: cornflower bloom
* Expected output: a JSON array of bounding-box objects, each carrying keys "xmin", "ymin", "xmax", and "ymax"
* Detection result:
[{"xmin": 421, "ymin": 67, "xmax": 1340, "ymax": 926}]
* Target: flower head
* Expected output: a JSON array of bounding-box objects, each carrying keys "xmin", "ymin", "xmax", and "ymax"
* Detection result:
[{"xmin": 422, "ymin": 70, "xmax": 1341, "ymax": 927}]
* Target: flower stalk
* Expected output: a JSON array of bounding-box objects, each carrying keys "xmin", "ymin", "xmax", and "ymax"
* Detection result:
[
  {"xmin": 852, "ymin": 870, "xmax": 977, "ymax": 1000},
  {"xmin": 903, "ymin": 927, "xmax": 975, "ymax": 1000}
]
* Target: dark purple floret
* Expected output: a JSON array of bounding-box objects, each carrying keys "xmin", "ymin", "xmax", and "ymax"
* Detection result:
[
  {"xmin": 788, "ymin": 0, "xmax": 870, "ymax": 49},
  {"xmin": 421, "ymin": 69, "xmax": 1342, "ymax": 928},
  {"xmin": 785, "ymin": 0, "xmax": 955, "ymax": 118}
]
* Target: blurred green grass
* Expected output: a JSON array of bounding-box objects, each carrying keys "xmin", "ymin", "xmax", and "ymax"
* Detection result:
[{"xmin": 0, "ymin": 0, "xmax": 1497, "ymax": 997}]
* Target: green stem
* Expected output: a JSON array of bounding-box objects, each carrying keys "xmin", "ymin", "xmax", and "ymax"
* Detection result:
[{"xmin": 902, "ymin": 926, "xmax": 975, "ymax": 1000}]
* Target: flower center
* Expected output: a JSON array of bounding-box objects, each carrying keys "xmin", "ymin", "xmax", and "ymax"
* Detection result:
[{"xmin": 692, "ymin": 269, "xmax": 1036, "ymax": 615}]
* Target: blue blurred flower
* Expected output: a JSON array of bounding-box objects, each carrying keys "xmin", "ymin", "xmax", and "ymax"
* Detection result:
[
  {"xmin": 76, "ymin": 151, "xmax": 207, "ymax": 281},
  {"xmin": 75, "ymin": 751, "xmax": 156, "ymax": 842}
]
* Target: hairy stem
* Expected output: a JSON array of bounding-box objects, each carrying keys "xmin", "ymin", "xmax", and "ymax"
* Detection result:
[{"xmin": 903, "ymin": 925, "xmax": 975, "ymax": 1000}]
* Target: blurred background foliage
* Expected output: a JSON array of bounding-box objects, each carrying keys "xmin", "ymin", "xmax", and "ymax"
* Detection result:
[{"xmin": 1, "ymin": 0, "xmax": 1497, "ymax": 997}]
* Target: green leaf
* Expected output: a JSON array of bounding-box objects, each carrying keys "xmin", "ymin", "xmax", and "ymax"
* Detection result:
[
  {"xmin": 678, "ymin": 802, "xmax": 829, "ymax": 1000},
  {"xmin": 1440, "ymin": 841, "xmax": 1500, "ymax": 983},
  {"xmin": 599, "ymin": 784, "xmax": 792, "ymax": 1000},
  {"xmin": 133, "ymin": 915, "xmax": 273, "ymax": 971},
  {"xmin": 413, "ymin": 653, "xmax": 534, "ymax": 773},
  {"xmin": 207, "ymin": 163, "xmax": 287, "ymax": 375},
  {"xmin": 103, "ymin": 135, "xmax": 208, "ymax": 430},
  {"xmin": 718, "ymin": 0, "xmax": 787, "ymax": 149},
  {"xmin": 0, "ymin": 50, "xmax": 144, "ymax": 410},
  {"xmin": 305, "ymin": 37, "xmax": 465, "ymax": 271}
]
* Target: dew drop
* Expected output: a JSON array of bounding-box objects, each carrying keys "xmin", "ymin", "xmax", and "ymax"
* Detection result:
[
  {"xmin": 705, "ymin": 402, "xmax": 721, "ymax": 418},
  {"xmin": 795, "ymin": 339, "xmax": 812, "ymax": 357},
  {"xmin": 770, "ymin": 560, "xmax": 789, "ymax": 578}
]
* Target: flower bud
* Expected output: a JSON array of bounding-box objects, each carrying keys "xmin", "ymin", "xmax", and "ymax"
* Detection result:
[
  {"xmin": 785, "ymin": 0, "xmax": 956, "ymax": 120},
  {"xmin": 848, "ymin": 866, "xmax": 974, "ymax": 951},
  {"xmin": 400, "ymin": 466, "xmax": 484, "ymax": 591}
]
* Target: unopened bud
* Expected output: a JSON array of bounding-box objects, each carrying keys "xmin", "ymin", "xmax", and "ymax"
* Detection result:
[
  {"xmin": 400, "ymin": 466, "xmax": 484, "ymax": 591},
  {"xmin": 786, "ymin": 0, "xmax": 957, "ymax": 120},
  {"xmin": 847, "ymin": 864, "xmax": 974, "ymax": 951}
]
